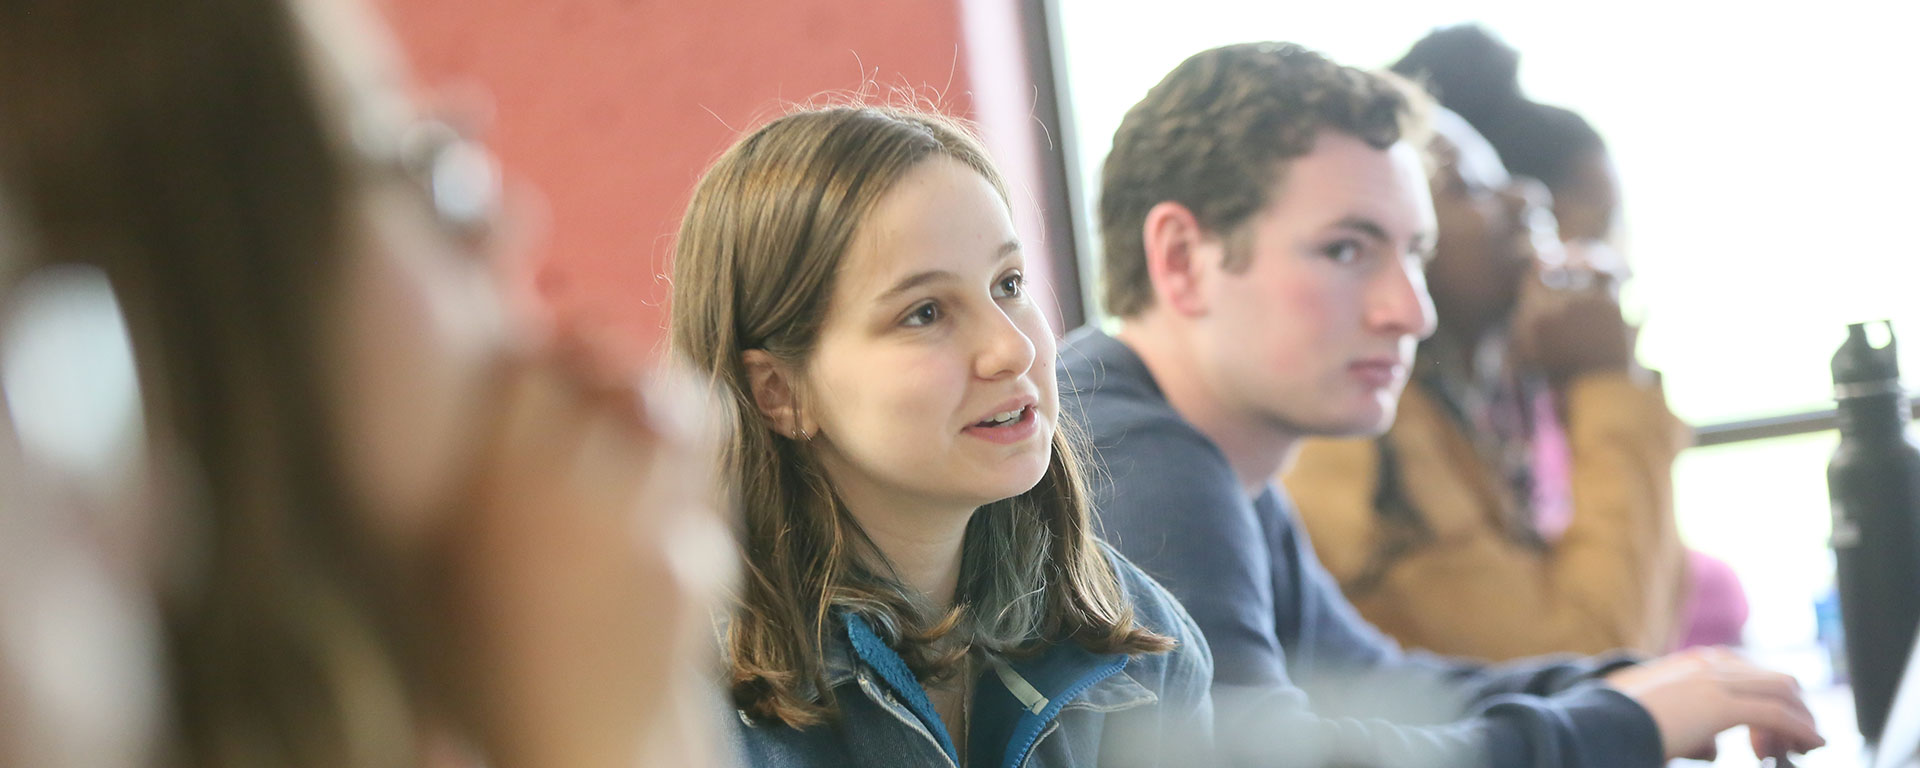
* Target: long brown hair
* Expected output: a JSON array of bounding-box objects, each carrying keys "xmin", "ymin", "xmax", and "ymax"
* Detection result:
[
  {"xmin": 0, "ymin": 1, "xmax": 428, "ymax": 764},
  {"xmin": 669, "ymin": 105, "xmax": 1171, "ymax": 728}
]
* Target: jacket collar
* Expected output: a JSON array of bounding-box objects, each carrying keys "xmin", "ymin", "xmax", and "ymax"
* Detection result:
[
  {"xmin": 823, "ymin": 612, "xmax": 1156, "ymax": 707},
  {"xmin": 820, "ymin": 611, "xmax": 1158, "ymax": 767},
  {"xmin": 817, "ymin": 614, "xmax": 863, "ymax": 694}
]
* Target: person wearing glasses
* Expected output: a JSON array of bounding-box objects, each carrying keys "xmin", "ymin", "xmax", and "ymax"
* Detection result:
[
  {"xmin": 1281, "ymin": 104, "xmax": 1692, "ymax": 661},
  {"xmin": 0, "ymin": 1, "xmax": 735, "ymax": 767},
  {"xmin": 670, "ymin": 104, "xmax": 1214, "ymax": 768}
]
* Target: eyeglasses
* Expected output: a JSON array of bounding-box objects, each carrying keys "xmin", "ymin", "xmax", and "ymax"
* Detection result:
[{"xmin": 354, "ymin": 112, "xmax": 503, "ymax": 247}]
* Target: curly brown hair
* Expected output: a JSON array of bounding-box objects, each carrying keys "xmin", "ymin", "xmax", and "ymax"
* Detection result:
[{"xmin": 1099, "ymin": 42, "xmax": 1428, "ymax": 317}]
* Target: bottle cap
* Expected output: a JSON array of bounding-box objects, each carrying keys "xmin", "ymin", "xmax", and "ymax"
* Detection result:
[{"xmin": 1833, "ymin": 321, "xmax": 1902, "ymax": 392}]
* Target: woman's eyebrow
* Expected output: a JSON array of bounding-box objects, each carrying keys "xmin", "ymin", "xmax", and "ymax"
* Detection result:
[
  {"xmin": 875, "ymin": 240, "xmax": 1023, "ymax": 301},
  {"xmin": 877, "ymin": 270, "xmax": 957, "ymax": 303}
]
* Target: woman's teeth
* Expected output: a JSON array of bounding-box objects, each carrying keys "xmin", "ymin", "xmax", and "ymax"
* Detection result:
[{"xmin": 980, "ymin": 408, "xmax": 1022, "ymax": 427}]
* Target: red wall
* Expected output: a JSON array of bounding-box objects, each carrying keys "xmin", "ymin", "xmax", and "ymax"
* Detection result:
[{"xmin": 381, "ymin": 0, "xmax": 1057, "ymax": 367}]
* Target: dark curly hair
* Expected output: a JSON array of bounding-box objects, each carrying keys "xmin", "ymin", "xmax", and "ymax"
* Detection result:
[
  {"xmin": 1392, "ymin": 24, "xmax": 1606, "ymax": 192},
  {"xmin": 1390, "ymin": 24, "xmax": 1522, "ymax": 132},
  {"xmin": 1099, "ymin": 42, "xmax": 1427, "ymax": 318}
]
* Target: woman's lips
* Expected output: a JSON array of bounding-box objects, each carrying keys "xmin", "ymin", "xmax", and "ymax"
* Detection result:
[{"xmin": 962, "ymin": 404, "xmax": 1039, "ymax": 445}]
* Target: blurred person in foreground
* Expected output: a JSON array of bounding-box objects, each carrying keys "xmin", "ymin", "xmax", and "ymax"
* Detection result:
[
  {"xmin": 0, "ymin": 1, "xmax": 735, "ymax": 767},
  {"xmin": 1283, "ymin": 108, "xmax": 1689, "ymax": 661},
  {"xmin": 671, "ymin": 104, "xmax": 1214, "ymax": 767},
  {"xmin": 1063, "ymin": 41, "xmax": 1820, "ymax": 767}
]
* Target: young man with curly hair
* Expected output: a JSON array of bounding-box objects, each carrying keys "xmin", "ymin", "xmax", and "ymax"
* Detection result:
[{"xmin": 1061, "ymin": 41, "xmax": 1822, "ymax": 768}]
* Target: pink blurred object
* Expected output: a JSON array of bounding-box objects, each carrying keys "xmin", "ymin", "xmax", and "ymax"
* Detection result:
[
  {"xmin": 1677, "ymin": 549, "xmax": 1750, "ymax": 648},
  {"xmin": 1529, "ymin": 390, "xmax": 1574, "ymax": 540}
]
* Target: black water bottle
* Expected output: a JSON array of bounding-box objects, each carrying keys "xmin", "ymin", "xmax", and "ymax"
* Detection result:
[{"xmin": 1829, "ymin": 320, "xmax": 1920, "ymax": 742}]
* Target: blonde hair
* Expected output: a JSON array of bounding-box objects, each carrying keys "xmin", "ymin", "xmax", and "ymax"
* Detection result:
[{"xmin": 670, "ymin": 105, "xmax": 1170, "ymax": 727}]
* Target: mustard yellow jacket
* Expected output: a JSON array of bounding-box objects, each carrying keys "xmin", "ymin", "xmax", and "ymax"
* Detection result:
[{"xmin": 1282, "ymin": 372, "xmax": 1691, "ymax": 661}]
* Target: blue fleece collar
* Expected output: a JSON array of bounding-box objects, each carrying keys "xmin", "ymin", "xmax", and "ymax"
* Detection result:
[{"xmin": 838, "ymin": 612, "xmax": 1148, "ymax": 768}]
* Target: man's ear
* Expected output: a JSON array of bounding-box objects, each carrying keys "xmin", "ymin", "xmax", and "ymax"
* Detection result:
[
  {"xmin": 742, "ymin": 349, "xmax": 810, "ymax": 438},
  {"xmin": 1141, "ymin": 200, "xmax": 1213, "ymax": 317}
]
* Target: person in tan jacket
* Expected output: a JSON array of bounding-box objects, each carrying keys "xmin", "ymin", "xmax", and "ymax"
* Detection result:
[{"xmin": 1283, "ymin": 109, "xmax": 1692, "ymax": 661}]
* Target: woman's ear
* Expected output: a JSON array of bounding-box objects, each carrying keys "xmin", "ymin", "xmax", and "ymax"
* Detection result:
[{"xmin": 742, "ymin": 349, "xmax": 810, "ymax": 439}]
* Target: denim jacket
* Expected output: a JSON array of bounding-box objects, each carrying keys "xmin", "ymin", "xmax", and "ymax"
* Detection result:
[{"xmin": 730, "ymin": 547, "xmax": 1215, "ymax": 768}]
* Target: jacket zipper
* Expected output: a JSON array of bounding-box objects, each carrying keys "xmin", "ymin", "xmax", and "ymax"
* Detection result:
[{"xmin": 857, "ymin": 673, "xmax": 960, "ymax": 768}]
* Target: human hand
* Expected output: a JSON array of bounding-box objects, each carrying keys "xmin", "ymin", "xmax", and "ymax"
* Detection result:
[
  {"xmin": 1603, "ymin": 646, "xmax": 1825, "ymax": 762},
  {"xmin": 1507, "ymin": 267, "xmax": 1637, "ymax": 384},
  {"xmin": 442, "ymin": 334, "xmax": 735, "ymax": 768}
]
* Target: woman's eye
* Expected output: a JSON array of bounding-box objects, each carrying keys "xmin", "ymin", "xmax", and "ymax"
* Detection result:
[
  {"xmin": 993, "ymin": 272, "xmax": 1025, "ymax": 299},
  {"xmin": 902, "ymin": 301, "xmax": 942, "ymax": 327},
  {"xmin": 1320, "ymin": 241, "xmax": 1362, "ymax": 264}
]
